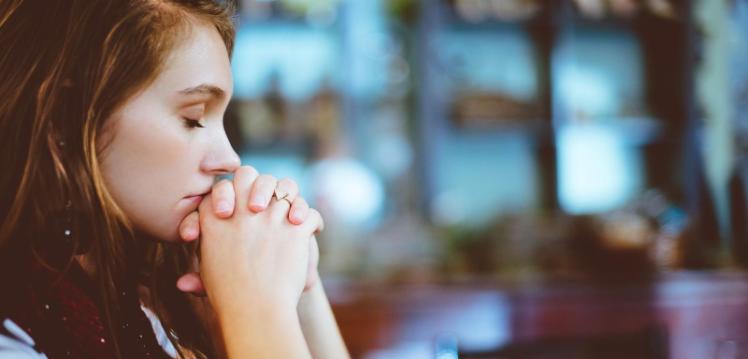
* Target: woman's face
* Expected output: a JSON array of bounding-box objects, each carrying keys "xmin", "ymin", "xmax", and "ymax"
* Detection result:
[{"xmin": 99, "ymin": 21, "xmax": 240, "ymax": 242}]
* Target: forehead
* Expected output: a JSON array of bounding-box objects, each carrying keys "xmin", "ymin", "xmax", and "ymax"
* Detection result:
[{"xmin": 152, "ymin": 21, "xmax": 233, "ymax": 102}]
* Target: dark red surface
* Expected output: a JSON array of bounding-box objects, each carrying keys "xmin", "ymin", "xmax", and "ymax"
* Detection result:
[{"xmin": 328, "ymin": 273, "xmax": 748, "ymax": 359}]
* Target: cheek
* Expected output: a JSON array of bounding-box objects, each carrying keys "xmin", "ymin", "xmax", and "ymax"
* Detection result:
[{"xmin": 99, "ymin": 116, "xmax": 196, "ymax": 240}]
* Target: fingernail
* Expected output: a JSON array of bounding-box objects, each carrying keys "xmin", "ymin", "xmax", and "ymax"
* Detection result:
[
  {"xmin": 251, "ymin": 196, "xmax": 267, "ymax": 208},
  {"xmin": 216, "ymin": 200, "xmax": 231, "ymax": 214},
  {"xmin": 290, "ymin": 210, "xmax": 303, "ymax": 223}
]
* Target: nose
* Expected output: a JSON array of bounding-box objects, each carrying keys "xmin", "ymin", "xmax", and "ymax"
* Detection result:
[{"xmin": 201, "ymin": 130, "xmax": 240, "ymax": 176}]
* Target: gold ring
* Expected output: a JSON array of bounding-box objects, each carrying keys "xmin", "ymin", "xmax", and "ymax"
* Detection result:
[{"xmin": 273, "ymin": 188, "xmax": 293, "ymax": 205}]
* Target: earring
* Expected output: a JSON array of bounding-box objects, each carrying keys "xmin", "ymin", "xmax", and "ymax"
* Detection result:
[
  {"xmin": 62, "ymin": 200, "xmax": 73, "ymax": 239},
  {"xmin": 49, "ymin": 199, "xmax": 90, "ymax": 256}
]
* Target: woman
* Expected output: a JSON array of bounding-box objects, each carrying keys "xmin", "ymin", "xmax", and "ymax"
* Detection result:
[{"xmin": 0, "ymin": 0, "xmax": 349, "ymax": 358}]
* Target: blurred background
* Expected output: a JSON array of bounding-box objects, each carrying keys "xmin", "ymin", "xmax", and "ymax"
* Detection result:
[{"xmin": 225, "ymin": 0, "xmax": 748, "ymax": 358}]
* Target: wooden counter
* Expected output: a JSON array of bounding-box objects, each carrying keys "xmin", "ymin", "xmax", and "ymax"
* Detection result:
[{"xmin": 326, "ymin": 272, "xmax": 748, "ymax": 359}]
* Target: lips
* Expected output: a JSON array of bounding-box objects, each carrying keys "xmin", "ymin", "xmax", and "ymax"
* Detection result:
[
  {"xmin": 185, "ymin": 188, "xmax": 212, "ymax": 199},
  {"xmin": 183, "ymin": 194, "xmax": 206, "ymax": 208},
  {"xmin": 183, "ymin": 188, "xmax": 211, "ymax": 209}
]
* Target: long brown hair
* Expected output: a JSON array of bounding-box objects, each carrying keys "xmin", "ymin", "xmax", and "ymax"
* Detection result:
[{"xmin": 0, "ymin": 0, "xmax": 235, "ymax": 357}]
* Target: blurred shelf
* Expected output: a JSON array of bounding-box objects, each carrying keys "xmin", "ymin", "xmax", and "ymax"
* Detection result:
[
  {"xmin": 440, "ymin": 115, "xmax": 666, "ymax": 148},
  {"xmin": 566, "ymin": 3, "xmax": 685, "ymax": 28},
  {"xmin": 556, "ymin": 116, "xmax": 666, "ymax": 146},
  {"xmin": 449, "ymin": 117, "xmax": 548, "ymax": 132}
]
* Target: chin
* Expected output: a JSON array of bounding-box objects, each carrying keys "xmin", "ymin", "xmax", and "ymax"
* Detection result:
[
  {"xmin": 131, "ymin": 207, "xmax": 194, "ymax": 243},
  {"xmin": 159, "ymin": 222, "xmax": 185, "ymax": 243},
  {"xmin": 151, "ymin": 231, "xmax": 181, "ymax": 243},
  {"xmin": 133, "ymin": 221, "xmax": 182, "ymax": 243}
]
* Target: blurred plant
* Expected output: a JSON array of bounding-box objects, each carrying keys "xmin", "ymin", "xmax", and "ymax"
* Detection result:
[
  {"xmin": 449, "ymin": 0, "xmax": 541, "ymax": 22},
  {"xmin": 279, "ymin": 0, "xmax": 340, "ymax": 23},
  {"xmin": 439, "ymin": 224, "xmax": 502, "ymax": 277},
  {"xmin": 436, "ymin": 213, "xmax": 567, "ymax": 280},
  {"xmin": 446, "ymin": 0, "xmax": 677, "ymax": 23},
  {"xmin": 387, "ymin": 0, "xmax": 420, "ymax": 24},
  {"xmin": 433, "ymin": 189, "xmax": 718, "ymax": 283},
  {"xmin": 239, "ymin": 0, "xmax": 341, "ymax": 24}
]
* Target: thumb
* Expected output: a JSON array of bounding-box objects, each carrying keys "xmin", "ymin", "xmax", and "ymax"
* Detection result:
[{"xmin": 176, "ymin": 272, "xmax": 207, "ymax": 297}]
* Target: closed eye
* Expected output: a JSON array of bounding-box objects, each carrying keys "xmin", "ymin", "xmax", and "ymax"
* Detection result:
[{"xmin": 183, "ymin": 118, "xmax": 205, "ymax": 129}]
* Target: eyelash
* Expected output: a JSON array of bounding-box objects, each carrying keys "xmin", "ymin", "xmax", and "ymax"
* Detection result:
[{"xmin": 183, "ymin": 118, "xmax": 205, "ymax": 129}]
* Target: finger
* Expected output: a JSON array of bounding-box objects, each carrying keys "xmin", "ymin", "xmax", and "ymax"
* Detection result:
[
  {"xmin": 288, "ymin": 196, "xmax": 310, "ymax": 225},
  {"xmin": 232, "ymin": 165, "xmax": 259, "ymax": 212},
  {"xmin": 269, "ymin": 178, "xmax": 298, "ymax": 219},
  {"xmin": 274, "ymin": 178, "xmax": 299, "ymax": 203},
  {"xmin": 176, "ymin": 272, "xmax": 206, "ymax": 296},
  {"xmin": 300, "ymin": 208, "xmax": 325, "ymax": 234},
  {"xmin": 198, "ymin": 193, "xmax": 214, "ymax": 220},
  {"xmin": 211, "ymin": 179, "xmax": 235, "ymax": 218},
  {"xmin": 310, "ymin": 235, "xmax": 319, "ymax": 270},
  {"xmin": 305, "ymin": 270, "xmax": 319, "ymax": 292},
  {"xmin": 304, "ymin": 236, "xmax": 320, "ymax": 292},
  {"xmin": 179, "ymin": 211, "xmax": 200, "ymax": 242},
  {"xmin": 248, "ymin": 174, "xmax": 277, "ymax": 212}
]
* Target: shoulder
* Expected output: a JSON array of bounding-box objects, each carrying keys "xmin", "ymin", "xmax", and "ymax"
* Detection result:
[
  {"xmin": 0, "ymin": 266, "xmax": 54, "ymax": 358},
  {"xmin": 141, "ymin": 305, "xmax": 178, "ymax": 358},
  {"xmin": 0, "ymin": 318, "xmax": 47, "ymax": 358}
]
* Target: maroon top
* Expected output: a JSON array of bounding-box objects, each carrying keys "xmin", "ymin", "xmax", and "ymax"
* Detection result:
[{"xmin": 0, "ymin": 257, "xmax": 173, "ymax": 358}]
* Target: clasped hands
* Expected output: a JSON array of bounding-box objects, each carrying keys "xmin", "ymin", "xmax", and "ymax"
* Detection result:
[{"xmin": 173, "ymin": 165, "xmax": 324, "ymax": 307}]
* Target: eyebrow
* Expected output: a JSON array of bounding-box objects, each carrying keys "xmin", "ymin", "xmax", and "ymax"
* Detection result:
[{"xmin": 177, "ymin": 84, "xmax": 226, "ymax": 101}]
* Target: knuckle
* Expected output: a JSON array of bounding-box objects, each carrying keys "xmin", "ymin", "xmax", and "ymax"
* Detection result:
[
  {"xmin": 217, "ymin": 178, "xmax": 232, "ymax": 187},
  {"xmin": 235, "ymin": 166, "xmax": 259, "ymax": 183},
  {"xmin": 309, "ymin": 209, "xmax": 323, "ymax": 226},
  {"xmin": 215, "ymin": 179, "xmax": 232, "ymax": 193},
  {"xmin": 198, "ymin": 204, "xmax": 211, "ymax": 219},
  {"xmin": 279, "ymin": 178, "xmax": 298, "ymax": 190},
  {"xmin": 296, "ymin": 196, "xmax": 308, "ymax": 207},
  {"xmin": 256, "ymin": 175, "xmax": 278, "ymax": 190},
  {"xmin": 237, "ymin": 165, "xmax": 258, "ymax": 177},
  {"xmin": 256, "ymin": 174, "xmax": 276, "ymax": 186}
]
